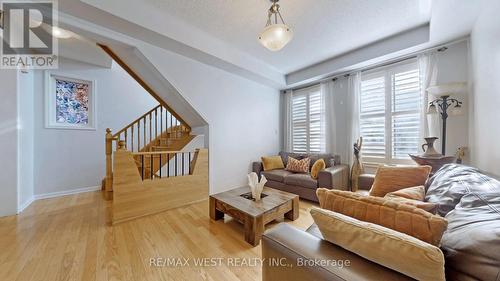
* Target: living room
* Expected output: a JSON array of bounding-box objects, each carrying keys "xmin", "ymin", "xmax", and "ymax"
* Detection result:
[{"xmin": 0, "ymin": 0, "xmax": 499, "ymax": 280}]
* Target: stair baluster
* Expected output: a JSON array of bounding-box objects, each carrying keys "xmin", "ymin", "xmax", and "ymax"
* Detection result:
[{"xmin": 103, "ymin": 104, "xmax": 191, "ymax": 200}]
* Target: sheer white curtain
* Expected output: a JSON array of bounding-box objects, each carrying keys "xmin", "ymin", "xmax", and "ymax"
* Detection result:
[
  {"xmin": 418, "ymin": 53, "xmax": 440, "ymax": 145},
  {"xmin": 283, "ymin": 90, "xmax": 293, "ymax": 152},
  {"xmin": 321, "ymin": 80, "xmax": 336, "ymax": 154},
  {"xmin": 348, "ymin": 72, "xmax": 361, "ymax": 167}
]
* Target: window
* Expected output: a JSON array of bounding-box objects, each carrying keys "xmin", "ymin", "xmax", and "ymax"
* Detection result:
[
  {"xmin": 359, "ymin": 60, "xmax": 421, "ymax": 164},
  {"xmin": 291, "ymin": 85, "xmax": 324, "ymax": 153}
]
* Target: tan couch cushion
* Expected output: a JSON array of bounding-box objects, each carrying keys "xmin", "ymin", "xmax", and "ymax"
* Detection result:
[
  {"xmin": 261, "ymin": 155, "xmax": 285, "ymax": 171},
  {"xmin": 310, "ymin": 159, "xmax": 326, "ymax": 179},
  {"xmin": 284, "ymin": 173, "xmax": 317, "ymax": 189},
  {"xmin": 316, "ymin": 188, "xmax": 447, "ymax": 246},
  {"xmin": 311, "ymin": 207, "xmax": 445, "ymax": 281},
  {"xmin": 369, "ymin": 165, "xmax": 432, "ymax": 197}
]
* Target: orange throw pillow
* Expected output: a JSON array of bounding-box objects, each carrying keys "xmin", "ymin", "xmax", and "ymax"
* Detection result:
[
  {"xmin": 316, "ymin": 188, "xmax": 447, "ymax": 246},
  {"xmin": 311, "ymin": 159, "xmax": 326, "ymax": 179},
  {"xmin": 261, "ymin": 156, "xmax": 285, "ymax": 171},
  {"xmin": 385, "ymin": 185, "xmax": 425, "ymax": 200},
  {"xmin": 369, "ymin": 166, "xmax": 432, "ymax": 197},
  {"xmin": 384, "ymin": 196, "xmax": 438, "ymax": 214},
  {"xmin": 384, "ymin": 186, "xmax": 437, "ymax": 214},
  {"xmin": 286, "ymin": 157, "xmax": 310, "ymax": 173}
]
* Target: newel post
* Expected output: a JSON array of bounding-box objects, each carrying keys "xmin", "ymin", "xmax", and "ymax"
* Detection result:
[{"xmin": 104, "ymin": 128, "xmax": 114, "ymax": 200}]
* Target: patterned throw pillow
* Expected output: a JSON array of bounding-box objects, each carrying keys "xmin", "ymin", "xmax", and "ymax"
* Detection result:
[{"xmin": 286, "ymin": 157, "xmax": 310, "ymax": 173}]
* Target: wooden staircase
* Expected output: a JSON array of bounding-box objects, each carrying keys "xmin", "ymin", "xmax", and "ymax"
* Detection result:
[
  {"xmin": 99, "ymin": 44, "xmax": 208, "ymax": 224},
  {"xmin": 103, "ymin": 104, "xmax": 194, "ymax": 199}
]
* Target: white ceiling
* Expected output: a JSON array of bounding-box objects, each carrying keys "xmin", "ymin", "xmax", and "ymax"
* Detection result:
[
  {"xmin": 81, "ymin": 0, "xmax": 431, "ymax": 74},
  {"xmin": 146, "ymin": 0, "xmax": 431, "ymax": 73},
  {"xmin": 61, "ymin": 0, "xmax": 487, "ymax": 88}
]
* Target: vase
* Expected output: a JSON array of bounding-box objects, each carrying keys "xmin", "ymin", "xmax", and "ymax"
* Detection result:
[
  {"xmin": 247, "ymin": 172, "xmax": 267, "ymax": 201},
  {"xmin": 421, "ymin": 137, "xmax": 441, "ymax": 156}
]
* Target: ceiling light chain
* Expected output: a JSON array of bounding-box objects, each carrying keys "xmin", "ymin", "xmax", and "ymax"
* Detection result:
[{"xmin": 265, "ymin": 1, "xmax": 286, "ymax": 26}]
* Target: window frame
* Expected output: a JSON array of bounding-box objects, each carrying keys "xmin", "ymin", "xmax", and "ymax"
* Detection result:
[{"xmin": 360, "ymin": 59, "xmax": 421, "ymax": 165}]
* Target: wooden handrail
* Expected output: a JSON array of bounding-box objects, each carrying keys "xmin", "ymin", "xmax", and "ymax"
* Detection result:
[
  {"xmin": 132, "ymin": 150, "xmax": 192, "ymax": 156},
  {"xmin": 97, "ymin": 43, "xmax": 191, "ymax": 132},
  {"xmin": 113, "ymin": 104, "xmax": 162, "ymax": 138}
]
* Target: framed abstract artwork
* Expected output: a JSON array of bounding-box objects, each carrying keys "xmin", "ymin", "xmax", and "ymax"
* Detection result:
[{"xmin": 45, "ymin": 72, "xmax": 96, "ymax": 130}]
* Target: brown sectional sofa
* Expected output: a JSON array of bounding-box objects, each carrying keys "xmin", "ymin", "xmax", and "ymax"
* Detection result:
[
  {"xmin": 252, "ymin": 151, "xmax": 349, "ymax": 202},
  {"xmin": 262, "ymin": 164, "xmax": 500, "ymax": 281}
]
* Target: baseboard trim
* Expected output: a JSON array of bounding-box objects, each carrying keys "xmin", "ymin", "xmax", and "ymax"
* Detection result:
[
  {"xmin": 34, "ymin": 186, "xmax": 101, "ymax": 200},
  {"xmin": 17, "ymin": 197, "xmax": 35, "ymax": 214}
]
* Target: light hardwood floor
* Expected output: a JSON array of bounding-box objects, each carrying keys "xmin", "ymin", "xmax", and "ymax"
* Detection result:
[{"xmin": 0, "ymin": 191, "xmax": 317, "ymax": 281}]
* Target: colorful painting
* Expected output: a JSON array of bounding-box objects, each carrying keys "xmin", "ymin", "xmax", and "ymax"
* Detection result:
[
  {"xmin": 55, "ymin": 79, "xmax": 89, "ymax": 124},
  {"xmin": 45, "ymin": 72, "xmax": 96, "ymax": 130}
]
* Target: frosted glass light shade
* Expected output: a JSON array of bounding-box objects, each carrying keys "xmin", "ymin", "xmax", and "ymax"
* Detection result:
[
  {"xmin": 427, "ymin": 82, "xmax": 467, "ymax": 97},
  {"xmin": 258, "ymin": 24, "xmax": 293, "ymax": 51}
]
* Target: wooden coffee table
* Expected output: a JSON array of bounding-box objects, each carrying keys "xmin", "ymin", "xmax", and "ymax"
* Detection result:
[{"xmin": 209, "ymin": 186, "xmax": 299, "ymax": 246}]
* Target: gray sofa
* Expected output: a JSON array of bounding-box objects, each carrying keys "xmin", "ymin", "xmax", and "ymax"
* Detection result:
[{"xmin": 252, "ymin": 151, "xmax": 349, "ymax": 202}]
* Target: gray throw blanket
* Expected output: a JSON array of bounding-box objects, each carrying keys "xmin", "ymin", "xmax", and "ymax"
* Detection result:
[{"xmin": 425, "ymin": 164, "xmax": 500, "ymax": 281}]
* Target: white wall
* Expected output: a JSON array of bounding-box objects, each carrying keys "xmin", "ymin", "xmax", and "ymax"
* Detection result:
[
  {"xmin": 32, "ymin": 58, "xmax": 158, "ymax": 196},
  {"xmin": 140, "ymin": 44, "xmax": 281, "ymax": 194},
  {"xmin": 17, "ymin": 70, "xmax": 35, "ymax": 212},
  {"xmin": 0, "ymin": 69, "xmax": 19, "ymax": 217},
  {"xmin": 470, "ymin": 1, "xmax": 500, "ymax": 176},
  {"xmin": 433, "ymin": 40, "xmax": 470, "ymax": 160}
]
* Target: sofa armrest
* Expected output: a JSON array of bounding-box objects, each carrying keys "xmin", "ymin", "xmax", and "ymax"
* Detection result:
[
  {"xmin": 262, "ymin": 223, "xmax": 411, "ymax": 281},
  {"xmin": 358, "ymin": 173, "xmax": 375, "ymax": 191},
  {"xmin": 252, "ymin": 161, "xmax": 263, "ymax": 176},
  {"xmin": 318, "ymin": 164, "xmax": 349, "ymax": 191}
]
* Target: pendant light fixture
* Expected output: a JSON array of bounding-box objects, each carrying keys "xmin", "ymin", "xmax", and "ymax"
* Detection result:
[{"xmin": 258, "ymin": 0, "xmax": 293, "ymax": 51}]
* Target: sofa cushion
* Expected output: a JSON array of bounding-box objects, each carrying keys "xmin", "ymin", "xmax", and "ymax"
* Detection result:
[
  {"xmin": 311, "ymin": 208, "xmax": 446, "ymax": 281},
  {"xmin": 284, "ymin": 173, "xmax": 317, "ymax": 189},
  {"xmin": 369, "ymin": 165, "xmax": 432, "ymax": 197},
  {"xmin": 261, "ymin": 169, "xmax": 293, "ymax": 183},
  {"xmin": 316, "ymin": 188, "xmax": 448, "ymax": 246}
]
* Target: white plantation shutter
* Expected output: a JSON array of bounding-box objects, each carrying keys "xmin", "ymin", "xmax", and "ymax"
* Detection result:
[
  {"xmin": 292, "ymin": 85, "xmax": 325, "ymax": 153},
  {"xmin": 292, "ymin": 94, "xmax": 307, "ymax": 153},
  {"xmin": 360, "ymin": 76, "xmax": 386, "ymax": 159},
  {"xmin": 360, "ymin": 60, "xmax": 421, "ymax": 164},
  {"xmin": 308, "ymin": 91, "xmax": 323, "ymax": 153},
  {"xmin": 392, "ymin": 69, "xmax": 421, "ymax": 159}
]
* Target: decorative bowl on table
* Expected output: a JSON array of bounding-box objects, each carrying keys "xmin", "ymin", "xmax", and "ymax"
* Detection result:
[{"xmin": 409, "ymin": 154, "xmax": 457, "ymax": 175}]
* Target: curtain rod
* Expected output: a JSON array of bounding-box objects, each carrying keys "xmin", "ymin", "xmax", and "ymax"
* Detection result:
[{"xmin": 283, "ymin": 37, "xmax": 468, "ymax": 93}]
